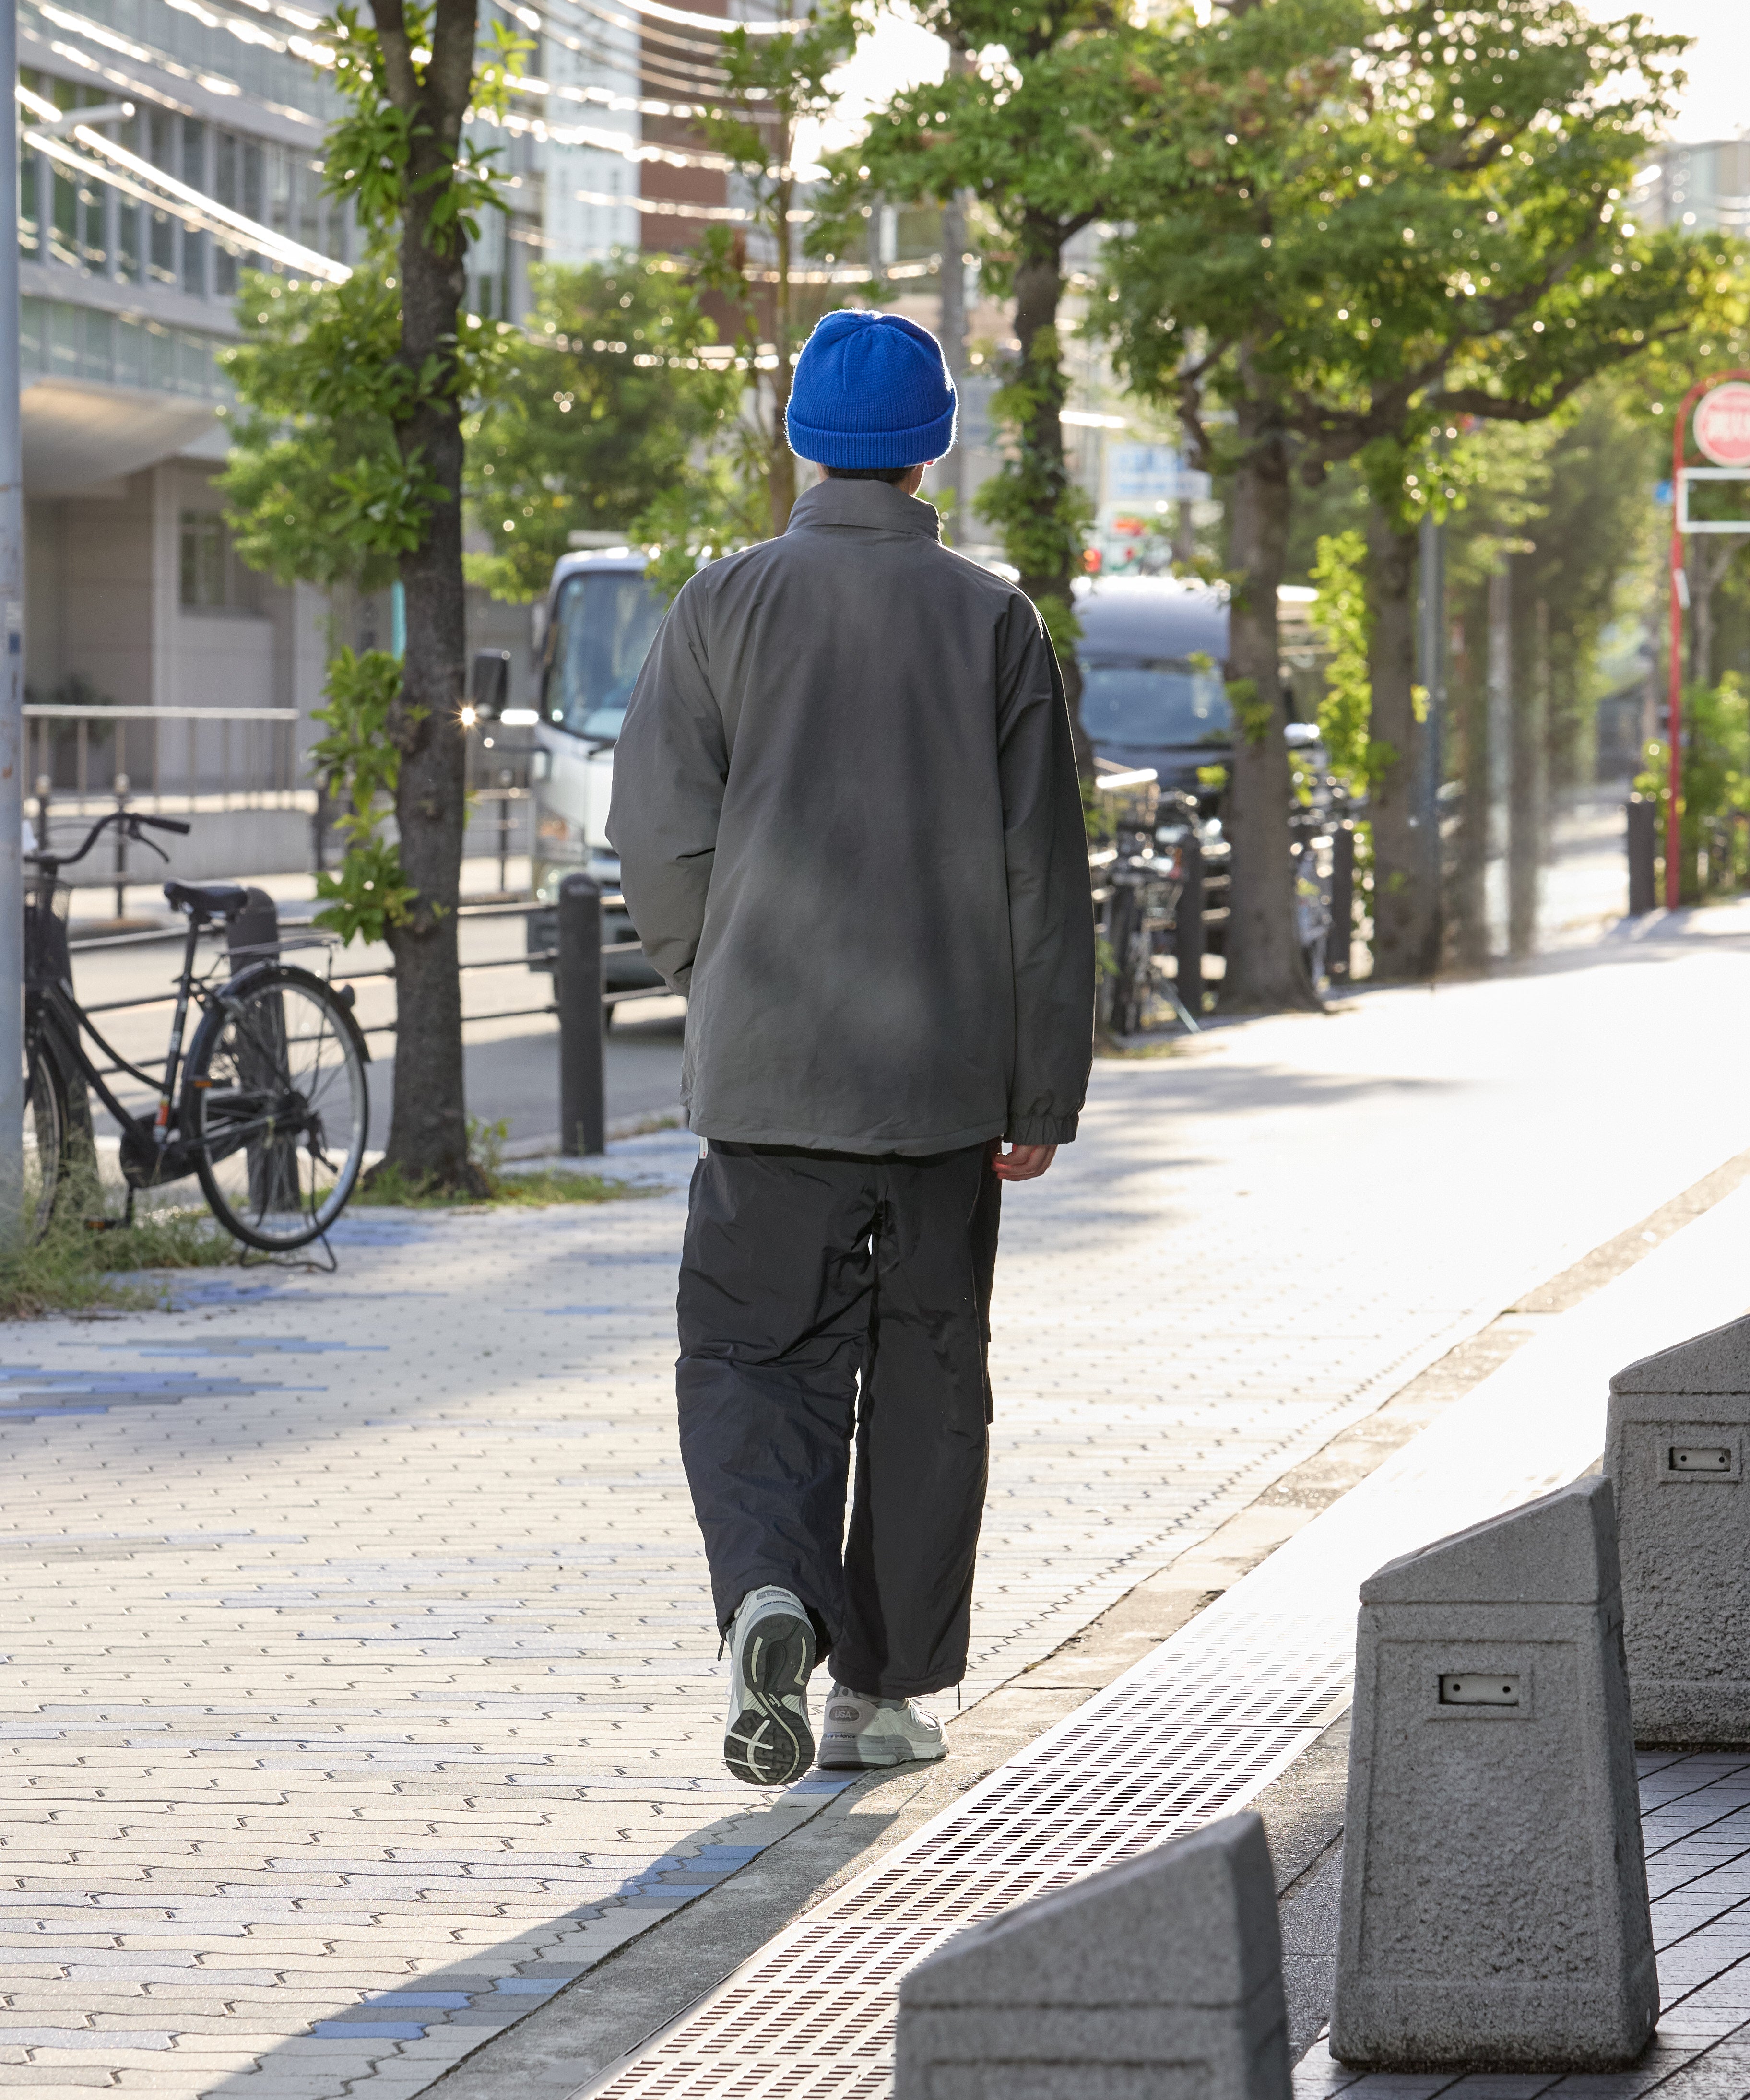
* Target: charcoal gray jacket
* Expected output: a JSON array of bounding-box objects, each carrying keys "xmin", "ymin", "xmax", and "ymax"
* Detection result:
[{"xmin": 606, "ymin": 477, "xmax": 1095, "ymax": 1155}]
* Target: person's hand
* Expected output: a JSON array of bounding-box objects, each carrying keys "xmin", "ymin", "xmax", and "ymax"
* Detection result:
[{"xmin": 992, "ymin": 1142, "xmax": 1056, "ymax": 1182}]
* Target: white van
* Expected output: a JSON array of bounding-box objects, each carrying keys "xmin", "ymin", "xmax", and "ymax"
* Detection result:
[{"xmin": 525, "ymin": 544, "xmax": 667, "ymax": 1004}]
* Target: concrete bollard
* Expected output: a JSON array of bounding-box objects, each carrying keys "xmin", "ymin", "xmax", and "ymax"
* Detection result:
[
  {"xmin": 1607, "ymin": 1312, "xmax": 1750, "ymax": 1744},
  {"xmin": 1331, "ymin": 1478, "xmax": 1656, "ymax": 2071},
  {"xmin": 894, "ymin": 1810, "xmax": 1289, "ymax": 2100}
]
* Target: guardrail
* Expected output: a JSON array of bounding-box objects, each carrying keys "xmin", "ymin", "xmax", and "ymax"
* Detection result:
[
  {"xmin": 65, "ymin": 877, "xmax": 648, "ymax": 1158},
  {"xmin": 34, "ymin": 707, "xmax": 540, "ymax": 893}
]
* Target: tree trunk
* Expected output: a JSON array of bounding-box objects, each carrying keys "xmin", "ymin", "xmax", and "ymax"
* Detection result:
[
  {"xmin": 1365, "ymin": 502, "xmax": 1436, "ymax": 979},
  {"xmin": 1221, "ymin": 378, "xmax": 1317, "ymax": 1012},
  {"xmin": 1011, "ymin": 213, "xmax": 1088, "ymax": 771},
  {"xmin": 375, "ymin": 0, "xmax": 486, "ymax": 1192}
]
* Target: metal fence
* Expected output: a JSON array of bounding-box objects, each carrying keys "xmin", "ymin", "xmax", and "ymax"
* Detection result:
[
  {"xmin": 25, "ymin": 704, "xmax": 304, "ymax": 807},
  {"xmin": 31, "ymin": 705, "xmax": 545, "ymax": 897}
]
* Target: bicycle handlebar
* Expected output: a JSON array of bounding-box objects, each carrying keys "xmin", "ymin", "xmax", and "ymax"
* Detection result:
[{"xmin": 27, "ymin": 805, "xmax": 189, "ymax": 872}]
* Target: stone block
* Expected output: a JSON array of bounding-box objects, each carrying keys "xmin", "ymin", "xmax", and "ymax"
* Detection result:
[
  {"xmin": 1606, "ymin": 1312, "xmax": 1750, "ymax": 1743},
  {"xmin": 1330, "ymin": 1478, "xmax": 1656, "ymax": 2071},
  {"xmin": 894, "ymin": 1811, "xmax": 1289, "ymax": 2100}
]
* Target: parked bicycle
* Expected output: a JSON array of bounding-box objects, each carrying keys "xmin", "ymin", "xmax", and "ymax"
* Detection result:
[
  {"xmin": 1093, "ymin": 771, "xmax": 1205, "ymax": 1038},
  {"xmin": 1286, "ymin": 722, "xmax": 1362, "ymax": 990},
  {"xmin": 24, "ymin": 808, "xmax": 370, "ymax": 1251}
]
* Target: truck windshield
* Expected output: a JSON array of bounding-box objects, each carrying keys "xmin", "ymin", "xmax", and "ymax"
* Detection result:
[
  {"xmin": 543, "ymin": 570, "xmax": 665, "ymax": 742},
  {"xmin": 1078, "ymin": 660, "xmax": 1230, "ymax": 747}
]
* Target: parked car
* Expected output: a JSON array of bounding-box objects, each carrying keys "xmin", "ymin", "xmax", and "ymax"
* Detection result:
[{"xmin": 1074, "ymin": 574, "xmax": 1232, "ymax": 796}]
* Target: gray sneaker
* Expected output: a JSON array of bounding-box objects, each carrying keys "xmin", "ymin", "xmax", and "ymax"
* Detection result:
[
  {"xmin": 723, "ymin": 1586, "xmax": 816, "ymax": 1787},
  {"xmin": 817, "ymin": 1683, "xmax": 948, "ymax": 1770}
]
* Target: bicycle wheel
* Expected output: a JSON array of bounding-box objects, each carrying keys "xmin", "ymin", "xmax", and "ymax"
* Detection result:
[
  {"xmin": 21, "ymin": 1035, "xmax": 70, "ymax": 1243},
  {"xmin": 188, "ymin": 966, "xmax": 368, "ymax": 1251}
]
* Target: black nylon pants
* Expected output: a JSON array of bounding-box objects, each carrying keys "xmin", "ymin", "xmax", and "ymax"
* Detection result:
[{"xmin": 676, "ymin": 1139, "xmax": 1001, "ymax": 1699}]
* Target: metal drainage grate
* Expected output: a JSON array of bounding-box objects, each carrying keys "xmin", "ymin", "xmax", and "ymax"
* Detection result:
[
  {"xmin": 582, "ymin": 1617, "xmax": 1355, "ymax": 2099},
  {"xmin": 579, "ymin": 1234, "xmax": 1742, "ymax": 2096}
]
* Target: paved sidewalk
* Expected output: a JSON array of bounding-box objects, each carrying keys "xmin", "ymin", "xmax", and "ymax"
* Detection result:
[
  {"xmin": 575, "ymin": 1176, "xmax": 1750, "ymax": 2096},
  {"xmin": 4, "ymin": 911, "xmax": 1750, "ymax": 2096}
]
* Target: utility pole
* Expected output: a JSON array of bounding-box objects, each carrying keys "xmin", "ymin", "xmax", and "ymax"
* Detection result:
[
  {"xmin": 0, "ymin": 0, "xmax": 26, "ymax": 1236},
  {"xmin": 938, "ymin": 187, "xmax": 967, "ymax": 528},
  {"xmin": 1485, "ymin": 559, "xmax": 1513, "ymax": 959},
  {"xmin": 1414, "ymin": 509, "xmax": 1445, "ymax": 968},
  {"xmin": 936, "ymin": 46, "xmax": 973, "ymax": 534},
  {"xmin": 1508, "ymin": 594, "xmax": 1547, "ymax": 961}
]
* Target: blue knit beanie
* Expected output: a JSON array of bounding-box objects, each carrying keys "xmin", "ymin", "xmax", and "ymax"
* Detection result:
[{"xmin": 786, "ymin": 310, "xmax": 958, "ymax": 469}]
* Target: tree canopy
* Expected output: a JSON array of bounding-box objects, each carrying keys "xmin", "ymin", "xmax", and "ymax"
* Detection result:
[{"xmin": 462, "ymin": 257, "xmax": 733, "ymax": 602}]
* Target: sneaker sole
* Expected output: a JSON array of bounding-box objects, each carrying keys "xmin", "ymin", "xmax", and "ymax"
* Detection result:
[
  {"xmin": 816, "ymin": 1736, "xmax": 947, "ymax": 1770},
  {"xmin": 724, "ymin": 1614, "xmax": 815, "ymax": 1787}
]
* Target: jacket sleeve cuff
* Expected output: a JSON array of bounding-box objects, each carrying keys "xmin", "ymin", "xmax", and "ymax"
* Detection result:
[{"xmin": 1005, "ymin": 1112, "xmax": 1077, "ymax": 1145}]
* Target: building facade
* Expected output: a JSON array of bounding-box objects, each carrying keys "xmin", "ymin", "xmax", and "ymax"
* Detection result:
[{"xmin": 15, "ymin": 0, "xmax": 657, "ymax": 869}]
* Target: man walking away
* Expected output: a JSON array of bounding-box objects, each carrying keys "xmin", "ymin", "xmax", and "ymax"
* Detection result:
[{"xmin": 608, "ymin": 309, "xmax": 1095, "ymax": 1787}]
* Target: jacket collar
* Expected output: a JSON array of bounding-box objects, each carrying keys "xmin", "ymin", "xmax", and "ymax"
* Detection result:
[{"xmin": 786, "ymin": 477, "xmax": 943, "ymax": 542}]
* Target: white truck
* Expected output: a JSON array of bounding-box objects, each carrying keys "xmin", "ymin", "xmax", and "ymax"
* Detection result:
[{"xmin": 520, "ymin": 543, "xmax": 667, "ymax": 1007}]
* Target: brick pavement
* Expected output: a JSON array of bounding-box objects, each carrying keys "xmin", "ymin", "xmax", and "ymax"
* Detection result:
[{"xmin": 3, "ymin": 916, "xmax": 1750, "ymax": 2096}]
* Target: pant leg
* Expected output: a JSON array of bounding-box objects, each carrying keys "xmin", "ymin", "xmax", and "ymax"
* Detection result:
[
  {"xmin": 835, "ymin": 1144, "xmax": 1002, "ymax": 1699},
  {"xmin": 676, "ymin": 1142, "xmax": 880, "ymax": 1647}
]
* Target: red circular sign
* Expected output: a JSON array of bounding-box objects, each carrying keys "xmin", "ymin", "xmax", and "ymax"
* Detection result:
[{"xmin": 1694, "ymin": 382, "xmax": 1750, "ymax": 466}]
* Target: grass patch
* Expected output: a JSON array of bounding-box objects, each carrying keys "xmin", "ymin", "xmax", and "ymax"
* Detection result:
[
  {"xmin": 353, "ymin": 1117, "xmax": 657, "ymax": 1209},
  {"xmin": 354, "ymin": 1160, "xmax": 652, "ymax": 1208},
  {"xmin": 0, "ymin": 1181, "xmax": 234, "ymax": 1321},
  {"xmin": 1095, "ymin": 1036, "xmax": 1187, "ymax": 1059}
]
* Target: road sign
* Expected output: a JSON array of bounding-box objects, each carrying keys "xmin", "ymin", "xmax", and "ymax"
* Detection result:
[
  {"xmin": 1661, "ymin": 369, "xmax": 1750, "ymax": 906},
  {"xmin": 1106, "ymin": 444, "xmax": 1211, "ymax": 506},
  {"xmin": 1693, "ymin": 381, "xmax": 1750, "ymax": 466}
]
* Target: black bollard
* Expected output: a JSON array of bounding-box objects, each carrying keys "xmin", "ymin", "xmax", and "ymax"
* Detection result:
[
  {"xmin": 1174, "ymin": 834, "xmax": 1206, "ymax": 1014},
  {"xmin": 1329, "ymin": 824, "xmax": 1355, "ymax": 984},
  {"xmin": 1626, "ymin": 796, "xmax": 1657, "ymax": 917},
  {"xmin": 556, "ymin": 872, "xmax": 606, "ymax": 1157},
  {"xmin": 1106, "ymin": 878, "xmax": 1142, "ymax": 1037}
]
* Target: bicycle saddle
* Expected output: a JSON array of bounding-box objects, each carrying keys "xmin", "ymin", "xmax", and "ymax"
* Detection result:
[{"xmin": 164, "ymin": 880, "xmax": 249, "ymax": 922}]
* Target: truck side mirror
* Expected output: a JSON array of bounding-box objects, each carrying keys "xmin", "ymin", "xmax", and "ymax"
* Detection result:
[{"xmin": 468, "ymin": 649, "xmax": 512, "ymax": 724}]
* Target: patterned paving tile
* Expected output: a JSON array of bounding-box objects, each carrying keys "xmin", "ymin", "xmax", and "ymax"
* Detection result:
[{"xmin": 6, "ymin": 944, "xmax": 1750, "ymax": 2095}]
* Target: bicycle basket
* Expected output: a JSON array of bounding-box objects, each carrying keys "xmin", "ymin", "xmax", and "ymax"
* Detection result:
[{"xmin": 24, "ymin": 875, "xmax": 72, "ymax": 992}]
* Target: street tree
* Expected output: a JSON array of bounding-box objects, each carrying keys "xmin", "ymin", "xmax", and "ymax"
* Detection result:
[
  {"xmin": 1101, "ymin": 0, "xmax": 1716, "ymax": 999},
  {"xmin": 831, "ymin": 0, "xmax": 1167, "ymax": 764},
  {"xmin": 222, "ymin": 0, "xmax": 526, "ymax": 1191}
]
